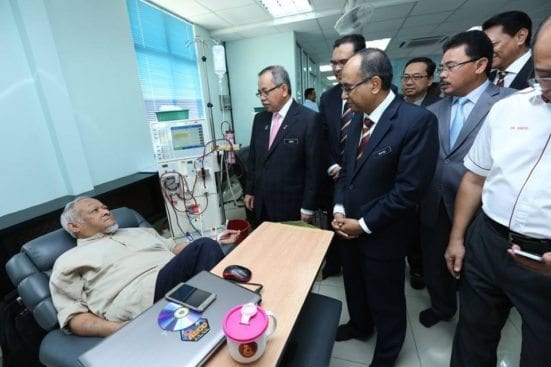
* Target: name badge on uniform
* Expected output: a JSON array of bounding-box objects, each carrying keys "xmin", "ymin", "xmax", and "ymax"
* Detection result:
[
  {"xmin": 284, "ymin": 138, "xmax": 298, "ymax": 144},
  {"xmin": 375, "ymin": 146, "xmax": 392, "ymax": 157}
]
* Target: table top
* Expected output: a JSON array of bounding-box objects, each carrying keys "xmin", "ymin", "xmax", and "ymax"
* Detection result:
[{"xmin": 206, "ymin": 221, "xmax": 333, "ymax": 366}]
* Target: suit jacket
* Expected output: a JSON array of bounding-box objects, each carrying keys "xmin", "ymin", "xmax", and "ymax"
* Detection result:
[
  {"xmin": 335, "ymin": 96, "xmax": 439, "ymax": 259},
  {"xmin": 421, "ymin": 93, "xmax": 441, "ymax": 107},
  {"xmin": 246, "ymin": 100, "xmax": 321, "ymax": 222},
  {"xmin": 490, "ymin": 56, "xmax": 534, "ymax": 90},
  {"xmin": 318, "ymin": 85, "xmax": 345, "ymax": 209},
  {"xmin": 420, "ymin": 83, "xmax": 515, "ymax": 226},
  {"xmin": 319, "ymin": 85, "xmax": 345, "ymax": 170}
]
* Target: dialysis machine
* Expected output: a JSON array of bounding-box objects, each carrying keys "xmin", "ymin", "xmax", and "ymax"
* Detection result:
[{"xmin": 150, "ymin": 118, "xmax": 223, "ymax": 241}]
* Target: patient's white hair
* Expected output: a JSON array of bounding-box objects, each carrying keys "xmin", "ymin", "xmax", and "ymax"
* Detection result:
[{"xmin": 60, "ymin": 196, "xmax": 90, "ymax": 238}]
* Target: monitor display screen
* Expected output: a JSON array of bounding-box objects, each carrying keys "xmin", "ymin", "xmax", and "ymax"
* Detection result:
[{"xmin": 171, "ymin": 124, "xmax": 204, "ymax": 151}]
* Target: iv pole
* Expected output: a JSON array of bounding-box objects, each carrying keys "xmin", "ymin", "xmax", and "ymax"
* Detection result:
[{"xmin": 188, "ymin": 36, "xmax": 227, "ymax": 225}]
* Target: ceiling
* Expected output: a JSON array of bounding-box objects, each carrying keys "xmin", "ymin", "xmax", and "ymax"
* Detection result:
[{"xmin": 149, "ymin": 0, "xmax": 550, "ymax": 75}]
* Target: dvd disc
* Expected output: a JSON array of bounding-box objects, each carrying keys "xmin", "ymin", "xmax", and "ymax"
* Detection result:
[{"xmin": 158, "ymin": 302, "xmax": 201, "ymax": 331}]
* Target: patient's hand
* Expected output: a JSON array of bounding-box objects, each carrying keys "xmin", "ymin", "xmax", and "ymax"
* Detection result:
[{"xmin": 218, "ymin": 229, "xmax": 241, "ymax": 245}]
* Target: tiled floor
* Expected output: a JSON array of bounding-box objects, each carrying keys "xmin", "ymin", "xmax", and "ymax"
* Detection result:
[{"xmin": 312, "ymin": 273, "xmax": 522, "ymax": 367}]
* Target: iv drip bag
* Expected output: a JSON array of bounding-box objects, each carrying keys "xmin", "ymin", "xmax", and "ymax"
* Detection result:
[{"xmin": 212, "ymin": 45, "xmax": 226, "ymax": 78}]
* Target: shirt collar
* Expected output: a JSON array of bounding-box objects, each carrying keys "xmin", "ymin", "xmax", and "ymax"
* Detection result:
[
  {"xmin": 503, "ymin": 49, "xmax": 531, "ymax": 75},
  {"xmin": 406, "ymin": 92, "xmax": 427, "ymax": 106},
  {"xmin": 365, "ymin": 90, "xmax": 396, "ymax": 124},
  {"xmin": 274, "ymin": 97, "xmax": 293, "ymax": 120},
  {"xmin": 77, "ymin": 231, "xmax": 108, "ymax": 246},
  {"xmin": 454, "ymin": 80, "xmax": 490, "ymax": 105}
]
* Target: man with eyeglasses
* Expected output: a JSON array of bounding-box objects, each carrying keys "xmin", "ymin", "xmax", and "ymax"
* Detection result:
[
  {"xmin": 445, "ymin": 17, "xmax": 551, "ymax": 366},
  {"xmin": 401, "ymin": 57, "xmax": 440, "ymax": 107},
  {"xmin": 483, "ymin": 10, "xmax": 534, "ymax": 90},
  {"xmin": 400, "ymin": 56, "xmax": 442, "ymax": 292},
  {"xmin": 318, "ymin": 34, "xmax": 365, "ymax": 279},
  {"xmin": 331, "ymin": 48, "xmax": 438, "ymax": 366},
  {"xmin": 418, "ymin": 30, "xmax": 515, "ymax": 329},
  {"xmin": 244, "ymin": 65, "xmax": 320, "ymax": 224}
]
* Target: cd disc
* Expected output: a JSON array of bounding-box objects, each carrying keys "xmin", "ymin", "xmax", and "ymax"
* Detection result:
[{"xmin": 158, "ymin": 302, "xmax": 201, "ymax": 331}]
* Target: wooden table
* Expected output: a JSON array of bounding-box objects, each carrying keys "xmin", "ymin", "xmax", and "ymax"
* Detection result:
[{"xmin": 206, "ymin": 221, "xmax": 333, "ymax": 366}]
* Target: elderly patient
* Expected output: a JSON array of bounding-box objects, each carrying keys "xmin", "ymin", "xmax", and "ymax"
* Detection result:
[{"xmin": 50, "ymin": 197, "xmax": 237, "ymax": 337}]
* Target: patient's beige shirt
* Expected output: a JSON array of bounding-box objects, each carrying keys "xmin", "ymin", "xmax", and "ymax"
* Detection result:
[{"xmin": 50, "ymin": 227, "xmax": 176, "ymax": 332}]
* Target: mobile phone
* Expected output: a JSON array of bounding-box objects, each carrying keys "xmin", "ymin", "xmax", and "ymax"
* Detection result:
[
  {"xmin": 512, "ymin": 248, "xmax": 543, "ymax": 262},
  {"xmin": 164, "ymin": 283, "xmax": 216, "ymax": 312}
]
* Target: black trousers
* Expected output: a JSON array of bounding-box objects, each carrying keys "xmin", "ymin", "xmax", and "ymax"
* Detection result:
[
  {"xmin": 420, "ymin": 201, "xmax": 457, "ymax": 318},
  {"xmin": 451, "ymin": 212, "xmax": 551, "ymax": 367},
  {"xmin": 153, "ymin": 238, "xmax": 224, "ymax": 301},
  {"xmin": 341, "ymin": 238, "xmax": 406, "ymax": 367},
  {"xmin": 406, "ymin": 208, "xmax": 423, "ymax": 276}
]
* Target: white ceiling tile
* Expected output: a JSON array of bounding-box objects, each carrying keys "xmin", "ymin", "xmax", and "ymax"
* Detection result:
[
  {"xmin": 311, "ymin": 0, "xmax": 346, "ymax": 12},
  {"xmin": 401, "ymin": 12, "xmax": 453, "ymax": 28},
  {"xmin": 410, "ymin": 0, "xmax": 461, "ymax": 16},
  {"xmin": 149, "ymin": 0, "xmax": 210, "ymax": 17},
  {"xmin": 190, "ymin": 13, "xmax": 232, "ymax": 30},
  {"xmin": 216, "ymin": 4, "xmax": 272, "ymax": 24},
  {"xmin": 195, "ymin": 0, "xmax": 255, "ymax": 11},
  {"xmin": 371, "ymin": 3, "xmax": 416, "ymax": 22}
]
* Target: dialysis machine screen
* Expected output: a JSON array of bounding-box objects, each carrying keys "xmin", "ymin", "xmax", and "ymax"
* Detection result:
[{"xmin": 171, "ymin": 125, "xmax": 204, "ymax": 151}]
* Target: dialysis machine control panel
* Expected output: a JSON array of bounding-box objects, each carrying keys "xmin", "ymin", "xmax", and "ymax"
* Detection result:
[{"xmin": 149, "ymin": 119, "xmax": 222, "ymax": 240}]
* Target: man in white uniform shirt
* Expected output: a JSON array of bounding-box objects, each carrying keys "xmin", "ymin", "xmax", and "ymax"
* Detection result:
[{"xmin": 445, "ymin": 16, "xmax": 551, "ymax": 367}]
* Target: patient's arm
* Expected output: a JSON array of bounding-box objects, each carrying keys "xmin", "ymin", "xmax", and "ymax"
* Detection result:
[{"xmin": 68, "ymin": 312, "xmax": 127, "ymax": 337}]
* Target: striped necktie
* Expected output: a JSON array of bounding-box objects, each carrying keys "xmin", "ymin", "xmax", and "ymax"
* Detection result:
[
  {"xmin": 496, "ymin": 71, "xmax": 507, "ymax": 87},
  {"xmin": 340, "ymin": 102, "xmax": 352, "ymax": 156},
  {"xmin": 356, "ymin": 117, "xmax": 375, "ymax": 160}
]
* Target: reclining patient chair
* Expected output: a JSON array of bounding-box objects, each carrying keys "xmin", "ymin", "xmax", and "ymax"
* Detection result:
[
  {"xmin": 6, "ymin": 207, "xmax": 342, "ymax": 367},
  {"xmin": 6, "ymin": 207, "xmax": 151, "ymax": 367}
]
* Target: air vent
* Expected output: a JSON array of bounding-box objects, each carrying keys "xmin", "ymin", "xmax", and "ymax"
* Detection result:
[{"xmin": 399, "ymin": 35, "xmax": 447, "ymax": 48}]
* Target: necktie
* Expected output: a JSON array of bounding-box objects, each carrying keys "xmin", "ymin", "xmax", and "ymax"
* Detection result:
[
  {"xmin": 268, "ymin": 112, "xmax": 282, "ymax": 149},
  {"xmin": 356, "ymin": 117, "xmax": 375, "ymax": 160},
  {"xmin": 340, "ymin": 102, "xmax": 352, "ymax": 156},
  {"xmin": 450, "ymin": 97, "xmax": 468, "ymax": 148},
  {"xmin": 496, "ymin": 71, "xmax": 507, "ymax": 87}
]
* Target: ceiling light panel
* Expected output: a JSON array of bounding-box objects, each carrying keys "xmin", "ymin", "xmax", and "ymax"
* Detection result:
[{"xmin": 258, "ymin": 0, "xmax": 312, "ymax": 18}]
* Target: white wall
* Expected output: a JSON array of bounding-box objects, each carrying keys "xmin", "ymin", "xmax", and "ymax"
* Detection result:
[
  {"xmin": 225, "ymin": 32, "xmax": 296, "ymax": 146},
  {"xmin": 0, "ymin": 0, "xmax": 153, "ymax": 216}
]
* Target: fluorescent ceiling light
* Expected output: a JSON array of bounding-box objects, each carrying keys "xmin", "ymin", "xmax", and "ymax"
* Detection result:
[
  {"xmin": 320, "ymin": 64, "xmax": 332, "ymax": 72},
  {"xmin": 468, "ymin": 25, "xmax": 482, "ymax": 31},
  {"xmin": 365, "ymin": 38, "xmax": 391, "ymax": 50},
  {"xmin": 258, "ymin": 0, "xmax": 312, "ymax": 18},
  {"xmin": 327, "ymin": 76, "xmax": 336, "ymax": 80}
]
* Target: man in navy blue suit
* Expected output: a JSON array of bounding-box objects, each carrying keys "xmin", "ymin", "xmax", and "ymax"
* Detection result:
[
  {"xmin": 244, "ymin": 65, "xmax": 320, "ymax": 224},
  {"xmin": 319, "ymin": 34, "xmax": 365, "ymax": 278},
  {"xmin": 332, "ymin": 48, "xmax": 439, "ymax": 366}
]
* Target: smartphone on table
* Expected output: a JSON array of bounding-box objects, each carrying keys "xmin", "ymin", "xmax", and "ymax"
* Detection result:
[{"xmin": 164, "ymin": 283, "xmax": 216, "ymax": 312}]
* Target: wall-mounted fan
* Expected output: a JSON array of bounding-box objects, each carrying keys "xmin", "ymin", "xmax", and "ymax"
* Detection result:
[{"xmin": 334, "ymin": 0, "xmax": 375, "ymax": 35}]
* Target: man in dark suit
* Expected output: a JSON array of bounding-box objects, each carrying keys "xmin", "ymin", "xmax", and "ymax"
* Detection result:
[
  {"xmin": 332, "ymin": 48, "xmax": 438, "ymax": 366},
  {"xmin": 400, "ymin": 56, "xmax": 441, "ymax": 290},
  {"xmin": 319, "ymin": 34, "xmax": 365, "ymax": 278},
  {"xmin": 483, "ymin": 10, "xmax": 534, "ymax": 89},
  {"xmin": 419, "ymin": 31, "xmax": 515, "ymax": 328},
  {"xmin": 244, "ymin": 65, "xmax": 320, "ymax": 224},
  {"xmin": 401, "ymin": 57, "xmax": 441, "ymax": 107}
]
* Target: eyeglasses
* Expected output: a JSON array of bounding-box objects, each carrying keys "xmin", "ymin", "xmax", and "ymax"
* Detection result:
[
  {"xmin": 401, "ymin": 74, "xmax": 429, "ymax": 82},
  {"xmin": 330, "ymin": 59, "xmax": 349, "ymax": 68},
  {"xmin": 436, "ymin": 58, "xmax": 480, "ymax": 74},
  {"xmin": 341, "ymin": 76, "xmax": 372, "ymax": 93},
  {"xmin": 256, "ymin": 84, "xmax": 283, "ymax": 98}
]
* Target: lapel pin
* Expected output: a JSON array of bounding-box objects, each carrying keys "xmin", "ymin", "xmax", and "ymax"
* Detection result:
[{"xmin": 264, "ymin": 125, "xmax": 268, "ymax": 130}]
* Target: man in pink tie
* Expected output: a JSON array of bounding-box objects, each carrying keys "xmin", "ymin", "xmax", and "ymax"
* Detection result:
[
  {"xmin": 445, "ymin": 16, "xmax": 551, "ymax": 366},
  {"xmin": 244, "ymin": 65, "xmax": 321, "ymax": 224}
]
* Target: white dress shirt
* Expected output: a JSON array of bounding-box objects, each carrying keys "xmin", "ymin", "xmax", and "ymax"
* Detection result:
[
  {"xmin": 492, "ymin": 50, "xmax": 531, "ymax": 88},
  {"xmin": 464, "ymin": 88, "xmax": 551, "ymax": 238}
]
